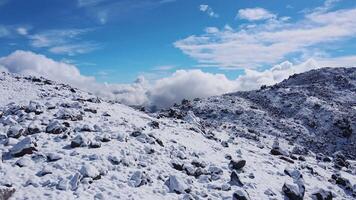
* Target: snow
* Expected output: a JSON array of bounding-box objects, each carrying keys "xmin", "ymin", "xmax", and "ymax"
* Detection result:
[{"xmin": 0, "ymin": 69, "xmax": 355, "ymax": 199}]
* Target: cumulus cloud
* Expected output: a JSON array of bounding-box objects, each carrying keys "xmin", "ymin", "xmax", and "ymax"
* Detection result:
[
  {"xmin": 0, "ymin": 50, "xmax": 96, "ymax": 87},
  {"xmin": 199, "ymin": 4, "xmax": 219, "ymax": 18},
  {"xmin": 0, "ymin": 50, "xmax": 355, "ymax": 109},
  {"xmin": 237, "ymin": 8, "xmax": 276, "ymax": 21},
  {"xmin": 175, "ymin": 4, "xmax": 356, "ymax": 69}
]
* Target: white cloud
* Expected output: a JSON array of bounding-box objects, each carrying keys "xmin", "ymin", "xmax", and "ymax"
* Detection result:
[
  {"xmin": 175, "ymin": 6, "xmax": 356, "ymax": 69},
  {"xmin": 0, "ymin": 50, "xmax": 95, "ymax": 87},
  {"xmin": 199, "ymin": 4, "xmax": 219, "ymax": 18},
  {"xmin": 16, "ymin": 27, "xmax": 28, "ymax": 36},
  {"xmin": 28, "ymin": 29, "xmax": 99, "ymax": 56},
  {"xmin": 49, "ymin": 43, "xmax": 99, "ymax": 56},
  {"xmin": 237, "ymin": 8, "xmax": 276, "ymax": 21},
  {"xmin": 0, "ymin": 50, "xmax": 354, "ymax": 109}
]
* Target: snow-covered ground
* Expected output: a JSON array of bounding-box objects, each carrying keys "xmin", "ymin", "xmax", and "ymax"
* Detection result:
[{"xmin": 0, "ymin": 69, "xmax": 355, "ymax": 200}]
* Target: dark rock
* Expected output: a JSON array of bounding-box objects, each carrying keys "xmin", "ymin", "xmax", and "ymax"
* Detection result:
[
  {"xmin": 46, "ymin": 121, "xmax": 67, "ymax": 134},
  {"xmin": 46, "ymin": 153, "xmax": 62, "ymax": 162},
  {"xmin": 0, "ymin": 186, "xmax": 15, "ymax": 200},
  {"xmin": 311, "ymin": 188, "xmax": 333, "ymax": 200},
  {"xmin": 171, "ymin": 160, "xmax": 184, "ymax": 171},
  {"xmin": 232, "ymin": 190, "xmax": 250, "ymax": 200},
  {"xmin": 221, "ymin": 141, "xmax": 229, "ymax": 147},
  {"xmin": 282, "ymin": 180, "xmax": 305, "ymax": 200},
  {"xmin": 280, "ymin": 156, "xmax": 295, "ymax": 163},
  {"xmin": 229, "ymin": 159, "xmax": 246, "ymax": 171},
  {"xmin": 108, "ymin": 155, "xmax": 120, "ymax": 165},
  {"xmin": 89, "ymin": 141, "xmax": 101, "ymax": 148},
  {"xmin": 148, "ymin": 121, "xmax": 159, "ymax": 129},
  {"xmin": 334, "ymin": 118, "xmax": 352, "ymax": 138},
  {"xmin": 7, "ymin": 125, "xmax": 24, "ymax": 138},
  {"xmin": 70, "ymin": 135, "xmax": 89, "ymax": 148},
  {"xmin": 84, "ymin": 108, "xmax": 97, "ymax": 114},
  {"xmin": 27, "ymin": 122, "xmax": 41, "ymax": 135},
  {"xmin": 9, "ymin": 137, "xmax": 37, "ymax": 157},
  {"xmin": 229, "ymin": 171, "xmax": 243, "ymax": 186},
  {"xmin": 130, "ymin": 131, "xmax": 142, "ymax": 137}
]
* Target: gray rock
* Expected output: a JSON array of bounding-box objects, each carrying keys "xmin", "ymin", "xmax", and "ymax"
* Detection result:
[
  {"xmin": 282, "ymin": 180, "xmax": 304, "ymax": 200},
  {"xmin": 311, "ymin": 188, "xmax": 333, "ymax": 200},
  {"xmin": 7, "ymin": 125, "xmax": 24, "ymax": 138},
  {"xmin": 0, "ymin": 186, "xmax": 15, "ymax": 200},
  {"xmin": 9, "ymin": 137, "xmax": 37, "ymax": 157},
  {"xmin": 232, "ymin": 189, "xmax": 250, "ymax": 200},
  {"xmin": 165, "ymin": 175, "xmax": 188, "ymax": 194}
]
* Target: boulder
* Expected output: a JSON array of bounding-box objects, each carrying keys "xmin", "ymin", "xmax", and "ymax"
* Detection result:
[
  {"xmin": 165, "ymin": 175, "xmax": 188, "ymax": 194},
  {"xmin": 9, "ymin": 137, "xmax": 37, "ymax": 157},
  {"xmin": 311, "ymin": 188, "xmax": 333, "ymax": 200},
  {"xmin": 282, "ymin": 180, "xmax": 304, "ymax": 200},
  {"xmin": 80, "ymin": 164, "xmax": 101, "ymax": 180},
  {"xmin": 229, "ymin": 159, "xmax": 246, "ymax": 171},
  {"xmin": 0, "ymin": 186, "xmax": 15, "ymax": 200},
  {"xmin": 7, "ymin": 125, "xmax": 24, "ymax": 138},
  {"xmin": 46, "ymin": 121, "xmax": 67, "ymax": 134},
  {"xmin": 232, "ymin": 190, "xmax": 251, "ymax": 200},
  {"xmin": 71, "ymin": 134, "xmax": 89, "ymax": 148},
  {"xmin": 229, "ymin": 171, "xmax": 243, "ymax": 186}
]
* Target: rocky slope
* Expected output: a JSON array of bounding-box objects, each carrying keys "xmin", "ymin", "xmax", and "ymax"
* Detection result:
[{"xmin": 0, "ymin": 68, "xmax": 355, "ymax": 200}]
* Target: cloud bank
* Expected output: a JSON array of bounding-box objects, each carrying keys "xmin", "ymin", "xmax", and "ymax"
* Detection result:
[
  {"xmin": 175, "ymin": 5, "xmax": 356, "ymax": 69},
  {"xmin": 1, "ymin": 50, "xmax": 355, "ymax": 109}
]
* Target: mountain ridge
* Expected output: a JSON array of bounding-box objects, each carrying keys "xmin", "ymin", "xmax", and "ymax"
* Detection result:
[{"xmin": 0, "ymin": 68, "xmax": 355, "ymax": 200}]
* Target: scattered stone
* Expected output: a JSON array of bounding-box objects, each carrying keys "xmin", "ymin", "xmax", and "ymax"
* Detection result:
[
  {"xmin": 129, "ymin": 171, "xmax": 151, "ymax": 187},
  {"xmin": 46, "ymin": 121, "xmax": 67, "ymax": 134},
  {"xmin": 232, "ymin": 189, "xmax": 251, "ymax": 200},
  {"xmin": 148, "ymin": 121, "xmax": 159, "ymax": 129},
  {"xmin": 27, "ymin": 121, "xmax": 41, "ymax": 135},
  {"xmin": 46, "ymin": 153, "xmax": 62, "ymax": 162},
  {"xmin": 9, "ymin": 137, "xmax": 37, "ymax": 157},
  {"xmin": 229, "ymin": 159, "xmax": 246, "ymax": 171},
  {"xmin": 229, "ymin": 171, "xmax": 243, "ymax": 186},
  {"xmin": 131, "ymin": 130, "xmax": 142, "ymax": 137},
  {"xmin": 80, "ymin": 164, "xmax": 101, "ymax": 180},
  {"xmin": 311, "ymin": 188, "xmax": 333, "ymax": 200},
  {"xmin": 36, "ymin": 167, "xmax": 52, "ymax": 177},
  {"xmin": 0, "ymin": 186, "xmax": 15, "ymax": 200},
  {"xmin": 331, "ymin": 173, "xmax": 352, "ymax": 190},
  {"xmin": 221, "ymin": 141, "xmax": 229, "ymax": 147},
  {"xmin": 282, "ymin": 180, "xmax": 304, "ymax": 200},
  {"xmin": 70, "ymin": 172, "xmax": 82, "ymax": 191},
  {"xmin": 71, "ymin": 134, "xmax": 89, "ymax": 148},
  {"xmin": 84, "ymin": 108, "xmax": 97, "ymax": 114},
  {"xmin": 56, "ymin": 179, "xmax": 69, "ymax": 191},
  {"xmin": 15, "ymin": 157, "xmax": 32, "ymax": 167},
  {"xmin": 280, "ymin": 156, "xmax": 295, "ymax": 164},
  {"xmin": 108, "ymin": 155, "xmax": 120, "ymax": 165},
  {"xmin": 7, "ymin": 125, "xmax": 24, "ymax": 138},
  {"xmin": 165, "ymin": 175, "xmax": 189, "ymax": 194},
  {"xmin": 208, "ymin": 166, "xmax": 223, "ymax": 180},
  {"xmin": 89, "ymin": 141, "xmax": 101, "ymax": 148},
  {"xmin": 96, "ymin": 134, "xmax": 111, "ymax": 142}
]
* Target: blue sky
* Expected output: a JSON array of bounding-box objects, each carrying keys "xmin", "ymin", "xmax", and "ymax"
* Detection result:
[{"xmin": 0, "ymin": 0, "xmax": 355, "ymax": 84}]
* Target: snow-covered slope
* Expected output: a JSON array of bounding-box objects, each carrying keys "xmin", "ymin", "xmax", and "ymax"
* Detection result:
[{"xmin": 0, "ymin": 69, "xmax": 356, "ymax": 200}]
